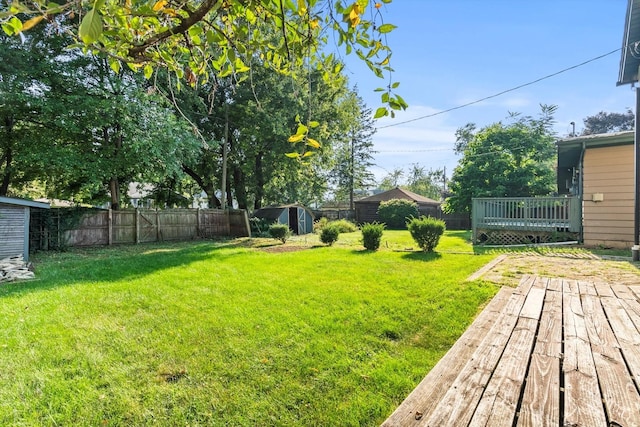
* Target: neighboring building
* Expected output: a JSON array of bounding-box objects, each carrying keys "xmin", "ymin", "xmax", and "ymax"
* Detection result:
[
  {"xmin": 253, "ymin": 204, "xmax": 315, "ymax": 235},
  {"xmin": 557, "ymin": 131, "xmax": 634, "ymax": 248},
  {"xmin": 354, "ymin": 187, "xmax": 441, "ymax": 224},
  {"xmin": 0, "ymin": 197, "xmax": 50, "ymax": 260}
]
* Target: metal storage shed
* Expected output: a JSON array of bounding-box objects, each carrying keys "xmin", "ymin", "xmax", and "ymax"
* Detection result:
[
  {"xmin": 0, "ymin": 197, "xmax": 50, "ymax": 261},
  {"xmin": 253, "ymin": 204, "xmax": 314, "ymax": 235},
  {"xmin": 354, "ymin": 187, "xmax": 441, "ymax": 224}
]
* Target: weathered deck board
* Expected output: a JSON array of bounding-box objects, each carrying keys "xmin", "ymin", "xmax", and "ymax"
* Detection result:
[
  {"xmin": 563, "ymin": 282, "xmax": 607, "ymax": 427},
  {"xmin": 383, "ymin": 275, "xmax": 640, "ymax": 427},
  {"xmin": 582, "ymin": 294, "xmax": 640, "ymax": 425},
  {"xmin": 516, "ymin": 289, "xmax": 562, "ymax": 427}
]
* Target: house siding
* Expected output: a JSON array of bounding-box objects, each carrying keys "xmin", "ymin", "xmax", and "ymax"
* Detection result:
[
  {"xmin": 0, "ymin": 204, "xmax": 26, "ymax": 259},
  {"xmin": 582, "ymin": 145, "xmax": 635, "ymax": 248}
]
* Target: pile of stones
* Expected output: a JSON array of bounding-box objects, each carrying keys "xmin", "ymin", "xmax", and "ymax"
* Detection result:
[{"xmin": 0, "ymin": 256, "xmax": 35, "ymax": 283}]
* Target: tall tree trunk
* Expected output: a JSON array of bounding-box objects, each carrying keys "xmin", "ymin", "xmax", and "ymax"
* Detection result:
[
  {"xmin": 109, "ymin": 177, "xmax": 121, "ymax": 210},
  {"xmin": 0, "ymin": 117, "xmax": 14, "ymax": 196},
  {"xmin": 182, "ymin": 165, "xmax": 221, "ymax": 208},
  {"xmin": 254, "ymin": 151, "xmax": 265, "ymax": 210},
  {"xmin": 0, "ymin": 146, "xmax": 12, "ymax": 197}
]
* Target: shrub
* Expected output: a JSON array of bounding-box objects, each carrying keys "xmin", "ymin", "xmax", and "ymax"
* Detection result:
[
  {"xmin": 314, "ymin": 218, "xmax": 357, "ymax": 233},
  {"xmin": 407, "ymin": 216, "xmax": 446, "ymax": 252},
  {"xmin": 329, "ymin": 219, "xmax": 358, "ymax": 233},
  {"xmin": 268, "ymin": 223, "xmax": 291, "ymax": 243},
  {"xmin": 377, "ymin": 199, "xmax": 419, "ymax": 229},
  {"xmin": 250, "ymin": 217, "xmax": 272, "ymax": 237},
  {"xmin": 361, "ymin": 222, "xmax": 385, "ymax": 251},
  {"xmin": 313, "ymin": 217, "xmax": 329, "ymax": 233},
  {"xmin": 320, "ymin": 225, "xmax": 340, "ymax": 246}
]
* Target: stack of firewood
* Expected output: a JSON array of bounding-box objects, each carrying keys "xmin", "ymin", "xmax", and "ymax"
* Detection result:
[{"xmin": 0, "ymin": 256, "xmax": 35, "ymax": 283}]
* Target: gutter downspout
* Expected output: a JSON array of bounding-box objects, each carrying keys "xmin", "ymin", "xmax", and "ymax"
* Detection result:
[
  {"xmin": 634, "ymin": 82, "xmax": 640, "ymax": 259},
  {"xmin": 579, "ymin": 141, "xmax": 586, "ymax": 245}
]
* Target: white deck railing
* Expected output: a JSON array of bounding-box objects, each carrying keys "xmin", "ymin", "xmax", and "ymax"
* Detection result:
[{"xmin": 472, "ymin": 197, "xmax": 581, "ymax": 243}]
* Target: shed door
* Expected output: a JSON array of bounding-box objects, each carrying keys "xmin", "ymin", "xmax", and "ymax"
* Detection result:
[
  {"xmin": 288, "ymin": 207, "xmax": 299, "ymax": 234},
  {"xmin": 298, "ymin": 208, "xmax": 307, "ymax": 235}
]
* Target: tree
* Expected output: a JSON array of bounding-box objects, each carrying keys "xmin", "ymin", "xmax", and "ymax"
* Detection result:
[
  {"xmin": 581, "ymin": 109, "xmax": 634, "ymax": 135},
  {"xmin": 443, "ymin": 105, "xmax": 558, "ymax": 213},
  {"xmin": 329, "ymin": 90, "xmax": 376, "ymax": 209},
  {"xmin": 0, "ymin": 21, "xmax": 71, "ymax": 196},
  {"xmin": 1, "ymin": 0, "xmax": 406, "ymax": 120},
  {"xmin": 0, "ymin": 21, "xmax": 199, "ymax": 206},
  {"xmin": 377, "ymin": 165, "xmax": 444, "ymax": 200},
  {"xmin": 406, "ymin": 164, "xmax": 444, "ymax": 200},
  {"xmin": 378, "ymin": 167, "xmax": 404, "ymax": 190}
]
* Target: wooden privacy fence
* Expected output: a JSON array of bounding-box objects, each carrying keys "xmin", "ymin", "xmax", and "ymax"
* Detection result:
[
  {"xmin": 472, "ymin": 197, "xmax": 581, "ymax": 245},
  {"xmin": 30, "ymin": 208, "xmax": 250, "ymax": 249}
]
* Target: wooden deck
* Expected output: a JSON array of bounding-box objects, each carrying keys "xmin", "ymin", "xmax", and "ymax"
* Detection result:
[{"xmin": 382, "ymin": 275, "xmax": 640, "ymax": 427}]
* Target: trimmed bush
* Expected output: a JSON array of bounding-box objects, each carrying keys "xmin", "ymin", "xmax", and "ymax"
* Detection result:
[
  {"xmin": 361, "ymin": 222, "xmax": 385, "ymax": 251},
  {"xmin": 329, "ymin": 219, "xmax": 358, "ymax": 233},
  {"xmin": 320, "ymin": 225, "xmax": 340, "ymax": 246},
  {"xmin": 268, "ymin": 223, "xmax": 291, "ymax": 243},
  {"xmin": 377, "ymin": 199, "xmax": 419, "ymax": 229},
  {"xmin": 407, "ymin": 216, "xmax": 446, "ymax": 252},
  {"xmin": 314, "ymin": 218, "xmax": 358, "ymax": 233}
]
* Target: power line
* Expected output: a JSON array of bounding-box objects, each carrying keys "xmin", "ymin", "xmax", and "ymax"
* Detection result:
[{"xmin": 376, "ymin": 47, "xmax": 623, "ymax": 129}]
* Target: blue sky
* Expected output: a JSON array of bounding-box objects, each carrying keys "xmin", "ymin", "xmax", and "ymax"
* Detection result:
[{"xmin": 340, "ymin": 0, "xmax": 632, "ymax": 182}]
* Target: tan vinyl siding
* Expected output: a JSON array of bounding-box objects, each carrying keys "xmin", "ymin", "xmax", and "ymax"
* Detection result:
[
  {"xmin": 582, "ymin": 144, "xmax": 634, "ymax": 248},
  {"xmin": 0, "ymin": 204, "xmax": 26, "ymax": 258}
]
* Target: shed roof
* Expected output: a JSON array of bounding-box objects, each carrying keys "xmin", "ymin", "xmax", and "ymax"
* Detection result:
[
  {"xmin": 355, "ymin": 187, "xmax": 440, "ymax": 205},
  {"xmin": 0, "ymin": 196, "xmax": 50, "ymax": 209}
]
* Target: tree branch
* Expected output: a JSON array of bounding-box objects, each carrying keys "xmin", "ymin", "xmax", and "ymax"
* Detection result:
[{"xmin": 128, "ymin": 0, "xmax": 221, "ymax": 59}]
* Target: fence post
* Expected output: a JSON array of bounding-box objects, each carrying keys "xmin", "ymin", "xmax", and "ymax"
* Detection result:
[
  {"xmin": 135, "ymin": 208, "xmax": 140, "ymax": 244},
  {"xmin": 243, "ymin": 209, "xmax": 251, "ymax": 237},
  {"xmin": 156, "ymin": 209, "xmax": 161, "ymax": 242},
  {"xmin": 196, "ymin": 208, "xmax": 201, "ymax": 238},
  {"xmin": 108, "ymin": 209, "xmax": 112, "ymax": 245}
]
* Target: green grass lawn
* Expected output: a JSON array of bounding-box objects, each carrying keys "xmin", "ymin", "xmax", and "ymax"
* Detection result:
[{"xmin": 0, "ymin": 231, "xmax": 498, "ymax": 426}]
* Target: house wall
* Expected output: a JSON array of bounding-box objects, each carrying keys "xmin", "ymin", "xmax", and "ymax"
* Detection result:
[
  {"xmin": 0, "ymin": 204, "xmax": 26, "ymax": 259},
  {"xmin": 582, "ymin": 144, "xmax": 635, "ymax": 248}
]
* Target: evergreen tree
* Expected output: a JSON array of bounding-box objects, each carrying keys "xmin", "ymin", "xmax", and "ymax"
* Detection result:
[{"xmin": 330, "ymin": 90, "xmax": 376, "ymax": 209}]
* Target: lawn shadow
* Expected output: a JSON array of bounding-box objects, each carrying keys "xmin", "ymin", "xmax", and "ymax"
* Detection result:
[
  {"xmin": 401, "ymin": 251, "xmax": 443, "ymax": 261},
  {"xmin": 0, "ymin": 240, "xmax": 248, "ymax": 299}
]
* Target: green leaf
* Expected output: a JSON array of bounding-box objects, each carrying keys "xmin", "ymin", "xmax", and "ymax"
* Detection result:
[
  {"xmin": 302, "ymin": 151, "xmax": 314, "ymax": 158},
  {"xmin": 234, "ymin": 57, "xmax": 250, "ymax": 73},
  {"xmin": 3, "ymin": 16, "xmax": 22, "ymax": 35},
  {"xmin": 109, "ymin": 59, "xmax": 121, "ymax": 74},
  {"xmin": 391, "ymin": 81, "xmax": 400, "ymax": 89},
  {"xmin": 295, "ymin": 124, "xmax": 308, "ymax": 135},
  {"xmin": 79, "ymin": 8, "xmax": 103, "ymax": 44},
  {"xmin": 143, "ymin": 64, "xmax": 153, "ymax": 79},
  {"xmin": 377, "ymin": 23, "xmax": 397, "ymax": 34},
  {"xmin": 309, "ymin": 121, "xmax": 320, "ymax": 128},
  {"xmin": 288, "ymin": 134, "xmax": 305, "ymax": 143},
  {"xmin": 245, "ymin": 8, "xmax": 256, "ymax": 24},
  {"xmin": 285, "ymin": 152, "xmax": 300, "ymax": 158},
  {"xmin": 206, "ymin": 30, "xmax": 223, "ymax": 43},
  {"xmin": 374, "ymin": 107, "xmax": 388, "ymax": 119}
]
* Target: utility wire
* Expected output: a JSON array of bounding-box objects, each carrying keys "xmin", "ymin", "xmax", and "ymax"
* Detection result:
[{"xmin": 377, "ymin": 47, "xmax": 623, "ymax": 129}]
